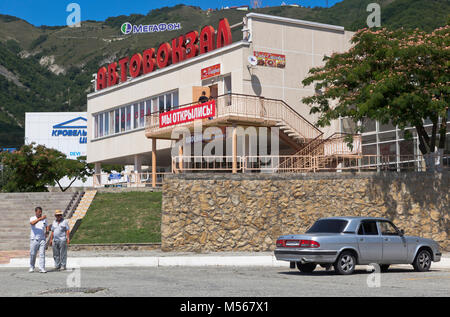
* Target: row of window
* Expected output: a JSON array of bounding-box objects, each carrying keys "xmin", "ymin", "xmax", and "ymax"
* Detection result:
[{"xmin": 93, "ymin": 90, "xmax": 179, "ymax": 139}]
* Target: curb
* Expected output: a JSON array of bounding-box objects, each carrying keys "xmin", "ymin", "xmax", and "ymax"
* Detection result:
[
  {"xmin": 0, "ymin": 256, "xmax": 449, "ymax": 269},
  {"xmin": 0, "ymin": 256, "xmax": 288, "ymax": 268}
]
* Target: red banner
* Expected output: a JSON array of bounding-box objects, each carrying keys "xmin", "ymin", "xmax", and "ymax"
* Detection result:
[
  {"xmin": 159, "ymin": 100, "xmax": 216, "ymax": 128},
  {"xmin": 201, "ymin": 64, "xmax": 221, "ymax": 80}
]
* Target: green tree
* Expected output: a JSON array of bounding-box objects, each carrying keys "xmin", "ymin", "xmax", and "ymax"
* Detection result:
[
  {"xmin": 0, "ymin": 143, "xmax": 93, "ymax": 192},
  {"xmin": 302, "ymin": 25, "xmax": 449, "ymax": 171}
]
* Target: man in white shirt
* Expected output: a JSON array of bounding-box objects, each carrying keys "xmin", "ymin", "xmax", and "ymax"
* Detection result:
[
  {"xmin": 49, "ymin": 210, "xmax": 70, "ymax": 271},
  {"xmin": 29, "ymin": 206, "xmax": 49, "ymax": 273}
]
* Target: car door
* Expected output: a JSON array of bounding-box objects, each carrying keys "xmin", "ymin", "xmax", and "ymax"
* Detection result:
[
  {"xmin": 357, "ymin": 220, "xmax": 383, "ymax": 264},
  {"xmin": 378, "ymin": 221, "xmax": 407, "ymax": 264}
]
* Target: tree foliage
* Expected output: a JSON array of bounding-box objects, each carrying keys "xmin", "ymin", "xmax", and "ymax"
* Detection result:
[
  {"xmin": 302, "ymin": 25, "xmax": 449, "ymax": 166},
  {"xmin": 0, "ymin": 143, "xmax": 94, "ymax": 192}
]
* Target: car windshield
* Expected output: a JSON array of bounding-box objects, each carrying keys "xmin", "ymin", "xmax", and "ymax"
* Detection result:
[{"xmin": 306, "ymin": 219, "xmax": 349, "ymax": 233}]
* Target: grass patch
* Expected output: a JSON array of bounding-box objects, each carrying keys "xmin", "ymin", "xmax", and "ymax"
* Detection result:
[{"xmin": 71, "ymin": 192, "xmax": 162, "ymax": 244}]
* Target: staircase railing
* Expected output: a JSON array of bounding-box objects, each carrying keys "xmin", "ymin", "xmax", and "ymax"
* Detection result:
[{"xmin": 278, "ymin": 132, "xmax": 362, "ymax": 170}]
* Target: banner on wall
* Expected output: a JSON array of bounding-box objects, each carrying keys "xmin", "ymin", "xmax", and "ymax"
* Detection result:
[
  {"xmin": 159, "ymin": 100, "xmax": 216, "ymax": 128},
  {"xmin": 254, "ymin": 51, "xmax": 286, "ymax": 68},
  {"xmin": 201, "ymin": 64, "xmax": 221, "ymax": 80}
]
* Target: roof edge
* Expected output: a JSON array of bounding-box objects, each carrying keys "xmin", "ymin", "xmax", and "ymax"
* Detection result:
[{"xmin": 246, "ymin": 12, "xmax": 345, "ymax": 32}]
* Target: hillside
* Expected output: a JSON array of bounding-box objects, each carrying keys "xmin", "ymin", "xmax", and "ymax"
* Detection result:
[{"xmin": 0, "ymin": 0, "xmax": 448, "ymax": 148}]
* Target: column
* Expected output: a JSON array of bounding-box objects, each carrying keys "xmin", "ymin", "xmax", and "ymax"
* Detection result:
[
  {"xmin": 178, "ymin": 142, "xmax": 183, "ymax": 172},
  {"xmin": 134, "ymin": 154, "xmax": 142, "ymax": 186},
  {"xmin": 152, "ymin": 138, "xmax": 157, "ymax": 188},
  {"xmin": 94, "ymin": 162, "xmax": 102, "ymax": 187},
  {"xmin": 232, "ymin": 125, "xmax": 237, "ymax": 173}
]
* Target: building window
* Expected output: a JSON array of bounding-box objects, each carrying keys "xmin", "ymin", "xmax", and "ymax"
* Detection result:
[
  {"xmin": 173, "ymin": 91, "xmax": 179, "ymax": 109},
  {"xmin": 126, "ymin": 105, "xmax": 131, "ymax": 131},
  {"xmin": 99, "ymin": 113, "xmax": 103, "ymax": 137},
  {"xmin": 361, "ymin": 118, "xmax": 376, "ymax": 133},
  {"xmin": 159, "ymin": 95, "xmax": 165, "ymax": 112},
  {"xmin": 152, "ymin": 97, "xmax": 158, "ymax": 113},
  {"xmin": 109, "ymin": 111, "xmax": 114, "ymax": 135},
  {"xmin": 115, "ymin": 109, "xmax": 120, "ymax": 133},
  {"xmin": 165, "ymin": 93, "xmax": 172, "ymax": 112},
  {"xmin": 103, "ymin": 113, "xmax": 109, "ymax": 137},
  {"xmin": 362, "ymin": 144, "xmax": 377, "ymax": 155},
  {"xmin": 93, "ymin": 90, "xmax": 178, "ymax": 139},
  {"xmin": 120, "ymin": 107, "xmax": 126, "ymax": 132},
  {"xmin": 133, "ymin": 104, "xmax": 139, "ymax": 129},
  {"xmin": 94, "ymin": 115, "xmax": 98, "ymax": 139}
]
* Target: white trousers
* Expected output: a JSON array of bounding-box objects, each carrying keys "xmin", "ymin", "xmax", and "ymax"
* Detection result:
[{"xmin": 30, "ymin": 239, "xmax": 46, "ymax": 270}]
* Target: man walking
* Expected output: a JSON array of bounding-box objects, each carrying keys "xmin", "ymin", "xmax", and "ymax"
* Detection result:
[
  {"xmin": 49, "ymin": 210, "xmax": 70, "ymax": 271},
  {"xmin": 29, "ymin": 207, "xmax": 49, "ymax": 273}
]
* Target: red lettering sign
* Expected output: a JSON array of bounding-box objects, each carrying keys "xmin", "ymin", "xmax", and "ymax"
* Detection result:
[
  {"xmin": 107, "ymin": 62, "xmax": 119, "ymax": 87},
  {"xmin": 118, "ymin": 57, "xmax": 129, "ymax": 82},
  {"xmin": 143, "ymin": 48, "xmax": 156, "ymax": 74},
  {"xmin": 96, "ymin": 19, "xmax": 232, "ymax": 91},
  {"xmin": 157, "ymin": 42, "xmax": 172, "ymax": 69},
  {"xmin": 129, "ymin": 53, "xmax": 143, "ymax": 78},
  {"xmin": 159, "ymin": 100, "xmax": 216, "ymax": 128},
  {"xmin": 201, "ymin": 64, "xmax": 221, "ymax": 80},
  {"xmin": 172, "ymin": 35, "xmax": 186, "ymax": 64},
  {"xmin": 97, "ymin": 67, "xmax": 107, "ymax": 90}
]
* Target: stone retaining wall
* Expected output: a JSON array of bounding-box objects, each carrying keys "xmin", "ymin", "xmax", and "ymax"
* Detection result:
[{"xmin": 161, "ymin": 172, "xmax": 449, "ymax": 252}]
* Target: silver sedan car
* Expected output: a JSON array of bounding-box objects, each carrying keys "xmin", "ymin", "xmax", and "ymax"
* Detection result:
[{"xmin": 274, "ymin": 217, "xmax": 442, "ymax": 275}]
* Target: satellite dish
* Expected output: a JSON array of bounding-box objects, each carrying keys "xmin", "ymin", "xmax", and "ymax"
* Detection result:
[{"xmin": 248, "ymin": 55, "xmax": 257, "ymax": 66}]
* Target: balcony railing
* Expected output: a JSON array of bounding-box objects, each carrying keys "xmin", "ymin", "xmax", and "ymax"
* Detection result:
[
  {"xmin": 145, "ymin": 93, "xmax": 322, "ymax": 141},
  {"xmin": 93, "ymin": 172, "xmax": 171, "ymax": 188}
]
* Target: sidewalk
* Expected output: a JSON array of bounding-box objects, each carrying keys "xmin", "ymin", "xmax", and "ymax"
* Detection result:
[{"xmin": 0, "ymin": 250, "xmax": 449, "ymax": 270}]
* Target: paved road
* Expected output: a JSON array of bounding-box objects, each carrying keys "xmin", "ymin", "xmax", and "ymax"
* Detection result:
[{"xmin": 0, "ymin": 266, "xmax": 449, "ymax": 297}]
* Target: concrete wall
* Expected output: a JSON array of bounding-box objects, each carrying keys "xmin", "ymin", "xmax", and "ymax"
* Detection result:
[
  {"xmin": 161, "ymin": 172, "xmax": 449, "ymax": 252},
  {"xmin": 245, "ymin": 15, "xmax": 355, "ymax": 137}
]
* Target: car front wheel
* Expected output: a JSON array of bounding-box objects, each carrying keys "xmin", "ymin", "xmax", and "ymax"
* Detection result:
[
  {"xmin": 413, "ymin": 249, "xmax": 432, "ymax": 272},
  {"xmin": 296, "ymin": 262, "xmax": 317, "ymax": 273},
  {"xmin": 334, "ymin": 251, "xmax": 356, "ymax": 275}
]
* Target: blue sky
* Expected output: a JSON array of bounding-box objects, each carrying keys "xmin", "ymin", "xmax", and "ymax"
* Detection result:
[{"xmin": 0, "ymin": 0, "xmax": 343, "ymax": 26}]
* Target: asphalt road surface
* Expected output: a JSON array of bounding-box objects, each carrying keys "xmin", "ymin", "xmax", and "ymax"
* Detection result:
[{"xmin": 0, "ymin": 266, "xmax": 449, "ymax": 297}]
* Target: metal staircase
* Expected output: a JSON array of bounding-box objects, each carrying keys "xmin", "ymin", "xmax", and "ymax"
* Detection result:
[{"xmin": 278, "ymin": 133, "xmax": 362, "ymax": 172}]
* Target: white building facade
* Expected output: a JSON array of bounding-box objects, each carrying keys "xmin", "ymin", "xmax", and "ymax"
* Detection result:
[{"xmin": 87, "ymin": 13, "xmax": 356, "ymax": 184}]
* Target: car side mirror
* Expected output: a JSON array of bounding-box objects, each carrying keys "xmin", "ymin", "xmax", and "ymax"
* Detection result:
[{"xmin": 399, "ymin": 229, "xmax": 405, "ymax": 236}]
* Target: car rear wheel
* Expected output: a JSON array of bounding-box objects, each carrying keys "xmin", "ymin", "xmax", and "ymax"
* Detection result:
[
  {"xmin": 413, "ymin": 249, "xmax": 432, "ymax": 272},
  {"xmin": 334, "ymin": 251, "xmax": 356, "ymax": 275},
  {"xmin": 296, "ymin": 262, "xmax": 317, "ymax": 273},
  {"xmin": 380, "ymin": 264, "xmax": 390, "ymax": 272}
]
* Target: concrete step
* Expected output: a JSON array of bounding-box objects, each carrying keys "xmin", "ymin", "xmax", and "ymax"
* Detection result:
[
  {"xmin": 0, "ymin": 244, "xmax": 30, "ymax": 251},
  {"xmin": 0, "ymin": 192, "xmax": 77, "ymax": 251},
  {"xmin": 0, "ymin": 233, "xmax": 31, "ymax": 239}
]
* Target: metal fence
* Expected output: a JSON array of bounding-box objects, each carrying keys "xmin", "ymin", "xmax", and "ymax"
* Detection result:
[
  {"xmin": 172, "ymin": 154, "xmax": 450, "ymax": 173},
  {"xmin": 92, "ymin": 154, "xmax": 449, "ymax": 187}
]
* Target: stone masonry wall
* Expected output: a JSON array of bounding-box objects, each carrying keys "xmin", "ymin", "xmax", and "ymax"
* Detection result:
[{"xmin": 161, "ymin": 173, "xmax": 449, "ymax": 252}]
